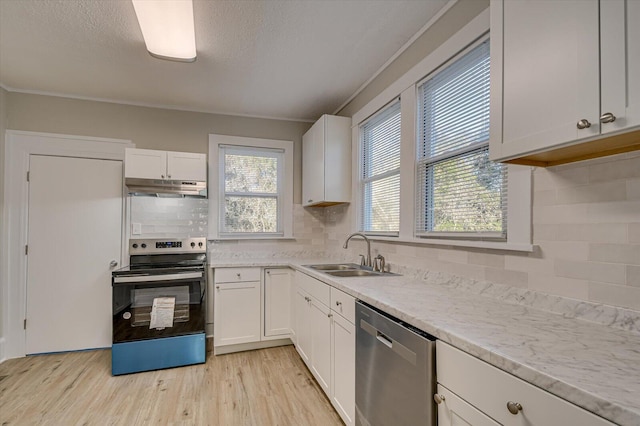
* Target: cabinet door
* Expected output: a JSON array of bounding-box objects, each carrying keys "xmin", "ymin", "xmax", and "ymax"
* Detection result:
[
  {"xmin": 331, "ymin": 313, "xmax": 355, "ymax": 426},
  {"xmin": 166, "ymin": 151, "xmax": 207, "ymax": 181},
  {"xmin": 490, "ymin": 0, "xmax": 600, "ymax": 161},
  {"xmin": 600, "ymin": 0, "xmax": 640, "ymax": 134},
  {"xmin": 310, "ymin": 298, "xmax": 332, "ymax": 394},
  {"xmin": 213, "ymin": 281, "xmax": 261, "ymax": 347},
  {"xmin": 302, "ymin": 118, "xmax": 325, "ymax": 206},
  {"xmin": 294, "ymin": 288, "xmax": 311, "ymax": 364},
  {"xmin": 124, "ymin": 148, "xmax": 167, "ymax": 179},
  {"xmin": 263, "ymin": 268, "xmax": 291, "ymax": 338},
  {"xmin": 436, "ymin": 384, "xmax": 500, "ymax": 426}
]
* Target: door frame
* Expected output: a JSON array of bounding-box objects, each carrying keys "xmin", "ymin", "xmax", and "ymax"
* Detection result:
[{"xmin": 1, "ymin": 130, "xmax": 133, "ymax": 360}]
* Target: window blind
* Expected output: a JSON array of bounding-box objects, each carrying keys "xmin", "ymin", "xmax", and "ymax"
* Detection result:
[
  {"xmin": 219, "ymin": 145, "xmax": 284, "ymax": 235},
  {"xmin": 359, "ymin": 100, "xmax": 401, "ymax": 234},
  {"xmin": 416, "ymin": 40, "xmax": 507, "ymax": 238}
]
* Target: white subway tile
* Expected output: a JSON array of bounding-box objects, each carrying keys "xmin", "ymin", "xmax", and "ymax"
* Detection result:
[
  {"xmin": 588, "ymin": 281, "xmax": 640, "ymax": 311},
  {"xmin": 528, "ymin": 274, "xmax": 589, "ymax": 300},
  {"xmin": 588, "ymin": 156, "xmax": 640, "ymax": 183},
  {"xmin": 589, "ymin": 243, "xmax": 640, "ymax": 265},
  {"xmin": 628, "ymin": 265, "xmax": 640, "ymax": 287},
  {"xmin": 554, "ymin": 259, "xmax": 627, "ymax": 285},
  {"xmin": 628, "ymin": 178, "xmax": 640, "ymax": 200},
  {"xmin": 556, "ymin": 181, "xmax": 628, "ymax": 204}
]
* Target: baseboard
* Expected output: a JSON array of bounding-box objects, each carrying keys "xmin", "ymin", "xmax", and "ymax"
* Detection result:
[{"xmin": 213, "ymin": 338, "xmax": 292, "ymax": 355}]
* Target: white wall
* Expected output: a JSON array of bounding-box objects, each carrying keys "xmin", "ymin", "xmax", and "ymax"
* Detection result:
[{"xmin": 0, "ymin": 86, "xmax": 8, "ymax": 350}]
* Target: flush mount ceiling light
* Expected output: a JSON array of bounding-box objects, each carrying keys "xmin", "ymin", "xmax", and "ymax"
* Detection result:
[{"xmin": 132, "ymin": 0, "xmax": 197, "ymax": 62}]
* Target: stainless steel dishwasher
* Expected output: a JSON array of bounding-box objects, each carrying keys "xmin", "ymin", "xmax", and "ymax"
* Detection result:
[{"xmin": 355, "ymin": 301, "xmax": 436, "ymax": 426}]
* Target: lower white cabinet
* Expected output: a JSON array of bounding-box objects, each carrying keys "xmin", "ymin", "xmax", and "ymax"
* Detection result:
[
  {"xmin": 213, "ymin": 280, "xmax": 261, "ymax": 347},
  {"xmin": 213, "ymin": 267, "xmax": 292, "ymax": 354},
  {"xmin": 295, "ymin": 272, "xmax": 356, "ymax": 426},
  {"xmin": 436, "ymin": 341, "xmax": 615, "ymax": 426},
  {"xmin": 264, "ymin": 268, "xmax": 292, "ymax": 339},
  {"xmin": 331, "ymin": 307, "xmax": 355, "ymax": 426}
]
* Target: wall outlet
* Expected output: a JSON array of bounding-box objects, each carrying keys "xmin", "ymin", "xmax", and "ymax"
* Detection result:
[{"xmin": 132, "ymin": 223, "xmax": 142, "ymax": 235}]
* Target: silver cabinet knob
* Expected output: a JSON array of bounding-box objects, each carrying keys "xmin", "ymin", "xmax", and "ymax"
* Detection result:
[
  {"xmin": 216, "ymin": 285, "xmax": 220, "ymax": 290},
  {"xmin": 161, "ymin": 174, "xmax": 165, "ymax": 179},
  {"xmin": 576, "ymin": 119, "xmax": 591, "ymax": 129},
  {"xmin": 328, "ymin": 313, "xmax": 333, "ymax": 318},
  {"xmin": 335, "ymin": 301, "xmax": 342, "ymax": 306},
  {"xmin": 236, "ymin": 273, "xmax": 241, "ymax": 278},
  {"xmin": 167, "ymin": 174, "xmax": 171, "ymax": 179},
  {"xmin": 433, "ymin": 394, "xmax": 445, "ymax": 404},
  {"xmin": 109, "ymin": 260, "xmax": 118, "ymax": 268},
  {"xmin": 307, "ymin": 199, "xmax": 313, "ymax": 203},
  {"xmin": 600, "ymin": 112, "xmax": 616, "ymax": 123},
  {"xmin": 507, "ymin": 401, "xmax": 523, "ymax": 415}
]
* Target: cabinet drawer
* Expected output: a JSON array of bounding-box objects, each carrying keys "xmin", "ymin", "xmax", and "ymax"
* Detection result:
[
  {"xmin": 298, "ymin": 272, "xmax": 330, "ymax": 306},
  {"xmin": 214, "ymin": 267, "xmax": 261, "ymax": 283},
  {"xmin": 330, "ymin": 287, "xmax": 355, "ymax": 324},
  {"xmin": 436, "ymin": 342, "xmax": 614, "ymax": 426}
]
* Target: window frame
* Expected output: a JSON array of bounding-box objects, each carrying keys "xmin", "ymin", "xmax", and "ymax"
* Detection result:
[
  {"xmin": 358, "ymin": 98, "xmax": 402, "ymax": 236},
  {"xmin": 209, "ymin": 134, "xmax": 294, "ymax": 240},
  {"xmin": 350, "ymin": 8, "xmax": 533, "ymax": 252}
]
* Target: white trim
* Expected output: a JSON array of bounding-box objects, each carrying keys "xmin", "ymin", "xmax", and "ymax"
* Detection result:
[
  {"xmin": 0, "ymin": 337, "xmax": 6, "ymax": 364},
  {"xmin": 364, "ymin": 235, "xmax": 535, "ymax": 253},
  {"xmin": 1, "ymin": 86, "xmax": 315, "ymax": 124},
  {"xmin": 333, "ymin": 0, "xmax": 459, "ymax": 115},
  {"xmin": 2, "ymin": 130, "xmax": 133, "ymax": 359},
  {"xmin": 208, "ymin": 134, "xmax": 294, "ymax": 239},
  {"xmin": 351, "ymin": 8, "xmax": 490, "ymax": 127}
]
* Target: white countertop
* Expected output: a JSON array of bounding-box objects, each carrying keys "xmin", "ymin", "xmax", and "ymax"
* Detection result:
[{"xmin": 210, "ymin": 258, "xmax": 640, "ymax": 426}]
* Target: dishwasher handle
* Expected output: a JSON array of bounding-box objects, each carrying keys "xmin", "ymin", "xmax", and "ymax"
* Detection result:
[{"xmin": 376, "ymin": 331, "xmax": 393, "ymax": 348}]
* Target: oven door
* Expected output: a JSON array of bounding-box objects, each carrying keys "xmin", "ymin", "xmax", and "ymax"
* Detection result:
[{"xmin": 112, "ymin": 270, "xmax": 205, "ymax": 344}]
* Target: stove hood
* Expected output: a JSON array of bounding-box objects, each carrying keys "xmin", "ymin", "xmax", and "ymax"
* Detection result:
[{"xmin": 125, "ymin": 177, "xmax": 207, "ymax": 197}]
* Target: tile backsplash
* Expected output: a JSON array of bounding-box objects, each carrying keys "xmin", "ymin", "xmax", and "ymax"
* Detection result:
[{"xmin": 129, "ymin": 196, "xmax": 208, "ymax": 238}]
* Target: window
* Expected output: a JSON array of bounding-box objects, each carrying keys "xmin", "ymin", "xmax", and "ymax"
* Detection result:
[
  {"xmin": 358, "ymin": 100, "xmax": 401, "ymax": 235},
  {"xmin": 416, "ymin": 40, "xmax": 507, "ymax": 239},
  {"xmin": 209, "ymin": 135, "xmax": 293, "ymax": 239}
]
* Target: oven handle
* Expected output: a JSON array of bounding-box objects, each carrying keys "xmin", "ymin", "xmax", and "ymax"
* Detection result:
[{"xmin": 113, "ymin": 271, "xmax": 203, "ymax": 284}]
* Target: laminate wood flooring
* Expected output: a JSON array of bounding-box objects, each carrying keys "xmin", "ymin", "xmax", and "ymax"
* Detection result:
[{"xmin": 0, "ymin": 345, "xmax": 343, "ymax": 426}]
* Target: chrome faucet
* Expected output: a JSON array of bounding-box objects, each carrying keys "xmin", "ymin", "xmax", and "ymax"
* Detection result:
[{"xmin": 343, "ymin": 232, "xmax": 372, "ymax": 269}]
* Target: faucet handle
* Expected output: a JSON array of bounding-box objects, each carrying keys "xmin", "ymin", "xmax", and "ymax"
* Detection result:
[
  {"xmin": 358, "ymin": 254, "xmax": 366, "ymax": 266},
  {"xmin": 374, "ymin": 254, "xmax": 386, "ymax": 273}
]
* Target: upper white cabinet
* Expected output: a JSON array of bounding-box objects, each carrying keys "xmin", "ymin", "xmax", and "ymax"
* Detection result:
[
  {"xmin": 302, "ymin": 114, "xmax": 352, "ymax": 207},
  {"xmin": 125, "ymin": 148, "xmax": 206, "ymax": 181},
  {"xmin": 490, "ymin": 0, "xmax": 640, "ymax": 166}
]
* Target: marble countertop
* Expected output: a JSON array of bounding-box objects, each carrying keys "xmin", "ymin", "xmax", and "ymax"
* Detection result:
[{"xmin": 209, "ymin": 258, "xmax": 640, "ymax": 426}]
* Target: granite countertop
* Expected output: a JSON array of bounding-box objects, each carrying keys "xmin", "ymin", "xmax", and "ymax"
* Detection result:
[{"xmin": 209, "ymin": 258, "xmax": 640, "ymax": 426}]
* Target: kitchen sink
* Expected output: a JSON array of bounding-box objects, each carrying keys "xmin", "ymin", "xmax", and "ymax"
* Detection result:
[
  {"xmin": 325, "ymin": 269, "xmax": 383, "ymax": 277},
  {"xmin": 307, "ymin": 263, "xmax": 360, "ymax": 271}
]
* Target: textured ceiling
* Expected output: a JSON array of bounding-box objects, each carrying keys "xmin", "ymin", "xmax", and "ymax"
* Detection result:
[{"xmin": 0, "ymin": 0, "xmax": 449, "ymax": 121}]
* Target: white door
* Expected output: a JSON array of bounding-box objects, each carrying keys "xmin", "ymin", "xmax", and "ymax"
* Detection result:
[
  {"xmin": 213, "ymin": 281, "xmax": 261, "ymax": 347},
  {"xmin": 310, "ymin": 298, "xmax": 332, "ymax": 394},
  {"xmin": 302, "ymin": 118, "xmax": 324, "ymax": 206},
  {"xmin": 166, "ymin": 151, "xmax": 207, "ymax": 181},
  {"xmin": 263, "ymin": 268, "xmax": 291, "ymax": 338},
  {"xmin": 26, "ymin": 155, "xmax": 123, "ymax": 354},
  {"xmin": 295, "ymin": 288, "xmax": 311, "ymax": 364},
  {"xmin": 124, "ymin": 148, "xmax": 166, "ymax": 179},
  {"xmin": 331, "ymin": 313, "xmax": 355, "ymax": 426}
]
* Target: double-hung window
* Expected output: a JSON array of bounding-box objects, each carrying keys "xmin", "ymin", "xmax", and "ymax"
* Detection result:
[
  {"xmin": 416, "ymin": 40, "xmax": 507, "ymax": 239},
  {"xmin": 358, "ymin": 100, "xmax": 401, "ymax": 235},
  {"xmin": 209, "ymin": 134, "xmax": 293, "ymax": 239}
]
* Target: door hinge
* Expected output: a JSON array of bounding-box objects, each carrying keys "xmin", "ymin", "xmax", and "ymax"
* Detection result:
[
  {"xmin": 24, "ymin": 319, "xmax": 27, "ymax": 329},
  {"xmin": 27, "ymin": 171, "xmax": 30, "ymax": 182},
  {"xmin": 25, "ymin": 245, "xmax": 29, "ymax": 255}
]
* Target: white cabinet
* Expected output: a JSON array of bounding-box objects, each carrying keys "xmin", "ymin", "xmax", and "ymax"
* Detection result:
[
  {"xmin": 302, "ymin": 114, "xmax": 351, "ymax": 206},
  {"xmin": 436, "ymin": 384, "xmax": 499, "ymax": 426},
  {"xmin": 330, "ymin": 288, "xmax": 356, "ymax": 426},
  {"xmin": 309, "ymin": 298, "xmax": 332, "ymax": 394},
  {"xmin": 436, "ymin": 341, "xmax": 615, "ymax": 426},
  {"xmin": 263, "ymin": 268, "xmax": 291, "ymax": 339},
  {"xmin": 490, "ymin": 0, "xmax": 640, "ymax": 166},
  {"xmin": 213, "ymin": 267, "xmax": 292, "ymax": 354},
  {"xmin": 125, "ymin": 148, "xmax": 206, "ymax": 181},
  {"xmin": 294, "ymin": 287, "xmax": 312, "ymax": 364},
  {"xmin": 213, "ymin": 274, "xmax": 261, "ymax": 347}
]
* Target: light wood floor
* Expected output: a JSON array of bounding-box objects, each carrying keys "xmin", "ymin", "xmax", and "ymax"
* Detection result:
[{"xmin": 0, "ymin": 345, "xmax": 343, "ymax": 425}]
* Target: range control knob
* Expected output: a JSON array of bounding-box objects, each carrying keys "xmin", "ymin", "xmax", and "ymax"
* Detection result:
[
  {"xmin": 191, "ymin": 242, "xmax": 196, "ymax": 248},
  {"xmin": 141, "ymin": 243, "xmax": 147, "ymax": 249},
  {"xmin": 198, "ymin": 242, "xmax": 203, "ymax": 247},
  {"xmin": 132, "ymin": 243, "xmax": 138, "ymax": 249}
]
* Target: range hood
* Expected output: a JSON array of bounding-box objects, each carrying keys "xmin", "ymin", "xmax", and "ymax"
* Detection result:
[{"xmin": 125, "ymin": 177, "xmax": 207, "ymax": 197}]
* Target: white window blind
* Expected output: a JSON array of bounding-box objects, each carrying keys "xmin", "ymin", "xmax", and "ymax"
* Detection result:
[
  {"xmin": 416, "ymin": 40, "xmax": 507, "ymax": 238},
  {"xmin": 219, "ymin": 145, "xmax": 284, "ymax": 236},
  {"xmin": 359, "ymin": 100, "xmax": 401, "ymax": 235}
]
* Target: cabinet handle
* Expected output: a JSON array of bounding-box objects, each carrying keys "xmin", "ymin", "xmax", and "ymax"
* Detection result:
[
  {"xmin": 328, "ymin": 313, "xmax": 333, "ymax": 318},
  {"xmin": 506, "ymin": 401, "xmax": 523, "ymax": 415},
  {"xmin": 216, "ymin": 285, "xmax": 220, "ymax": 290},
  {"xmin": 237, "ymin": 273, "xmax": 241, "ymax": 278},
  {"xmin": 307, "ymin": 199, "xmax": 313, "ymax": 203},
  {"xmin": 600, "ymin": 112, "xmax": 616, "ymax": 124},
  {"xmin": 266, "ymin": 270, "xmax": 270, "ymax": 274},
  {"xmin": 167, "ymin": 174, "xmax": 171, "ymax": 179},
  {"xmin": 335, "ymin": 301, "xmax": 342, "ymax": 307},
  {"xmin": 161, "ymin": 174, "xmax": 165, "ymax": 179},
  {"xmin": 433, "ymin": 394, "xmax": 445, "ymax": 405},
  {"xmin": 576, "ymin": 119, "xmax": 591, "ymax": 129}
]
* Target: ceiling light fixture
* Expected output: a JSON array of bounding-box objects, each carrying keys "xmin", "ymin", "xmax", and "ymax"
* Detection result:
[{"xmin": 132, "ymin": 0, "xmax": 197, "ymax": 63}]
